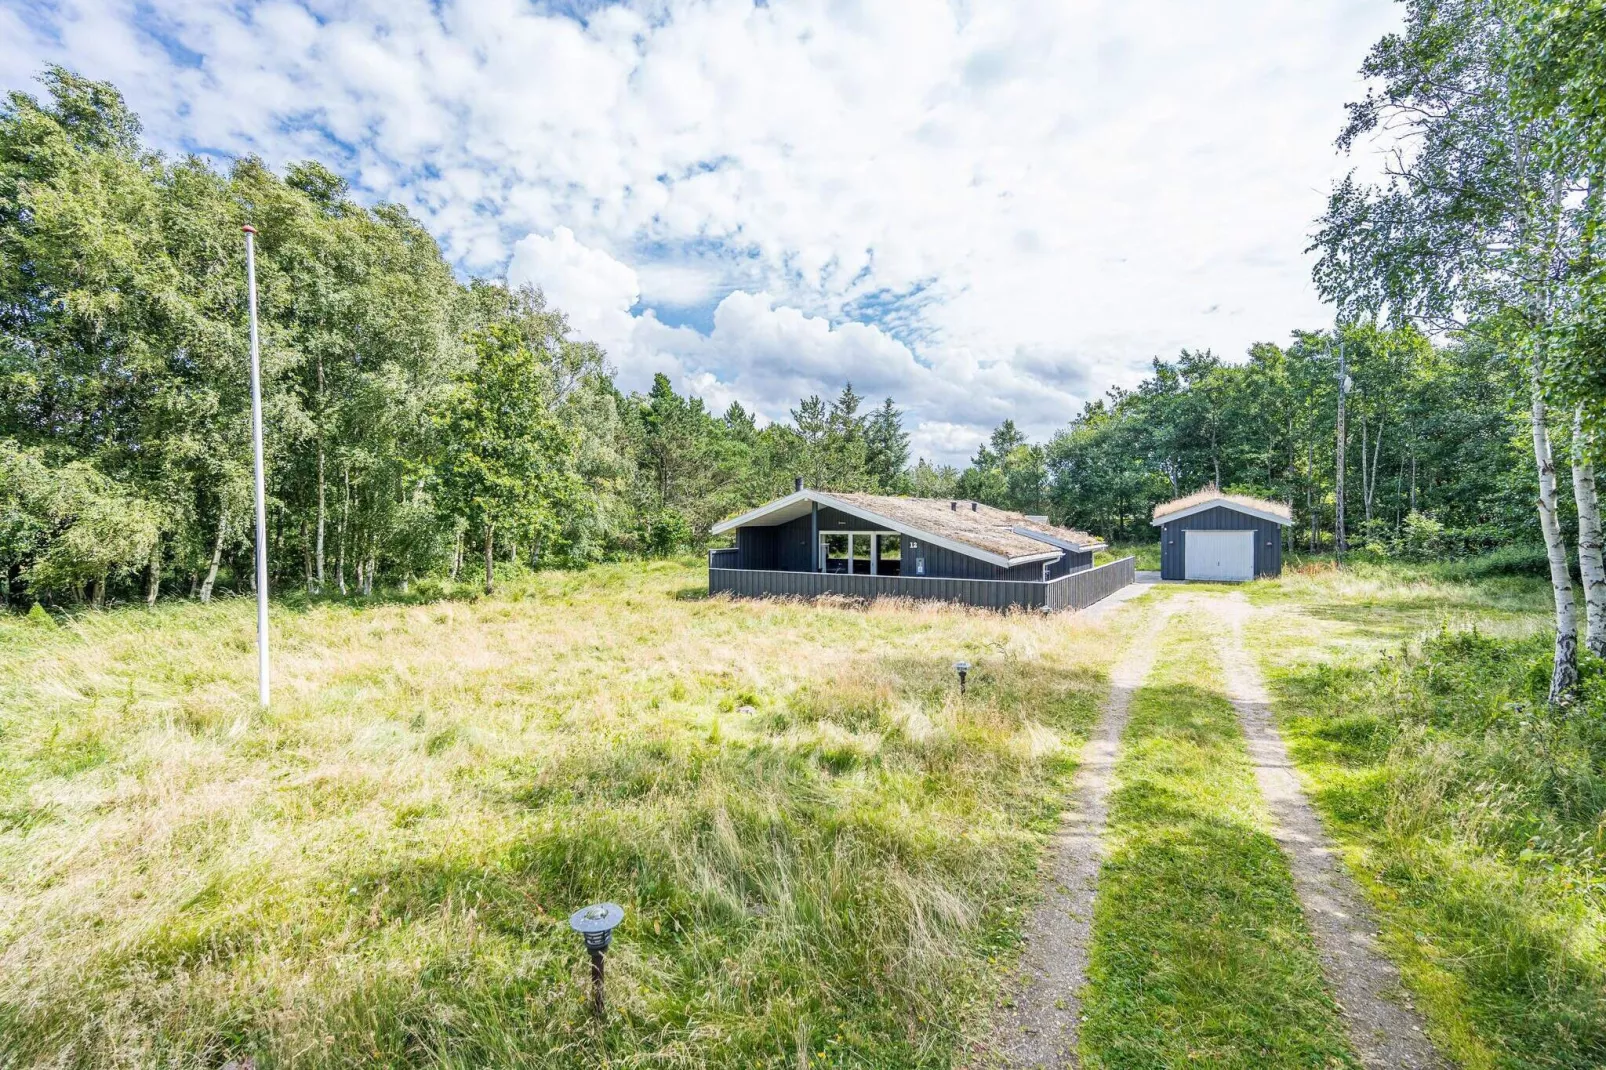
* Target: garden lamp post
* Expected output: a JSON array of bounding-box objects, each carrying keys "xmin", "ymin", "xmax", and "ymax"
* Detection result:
[
  {"xmin": 569, "ymin": 902, "xmax": 624, "ymax": 1018},
  {"xmin": 955, "ymin": 660, "xmax": 970, "ymax": 695}
]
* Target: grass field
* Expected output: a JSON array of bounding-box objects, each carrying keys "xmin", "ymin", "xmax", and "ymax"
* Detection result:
[
  {"xmin": 1247, "ymin": 561, "xmax": 1606, "ymax": 1069},
  {"xmin": 0, "ymin": 560, "xmax": 1137, "ymax": 1069},
  {"xmin": 4, "ymin": 554, "xmax": 1602, "ymax": 1068},
  {"xmin": 1080, "ymin": 606, "xmax": 1356, "ymax": 1068}
]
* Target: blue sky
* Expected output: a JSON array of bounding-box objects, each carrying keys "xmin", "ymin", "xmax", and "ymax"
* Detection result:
[{"xmin": 0, "ymin": 0, "xmax": 1400, "ymax": 464}]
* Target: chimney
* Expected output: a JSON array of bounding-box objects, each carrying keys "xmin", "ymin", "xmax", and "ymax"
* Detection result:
[
  {"xmin": 794, "ymin": 477, "xmax": 804, "ymax": 492},
  {"xmin": 970, "ymin": 501, "xmax": 977, "ymax": 511},
  {"xmin": 950, "ymin": 501, "xmax": 957, "ymax": 510}
]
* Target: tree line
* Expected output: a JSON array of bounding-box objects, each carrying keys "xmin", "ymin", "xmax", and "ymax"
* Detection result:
[
  {"xmin": 7, "ymin": 8, "xmax": 1605, "ymax": 711},
  {"xmin": 0, "ymin": 68, "xmax": 918, "ymax": 608}
]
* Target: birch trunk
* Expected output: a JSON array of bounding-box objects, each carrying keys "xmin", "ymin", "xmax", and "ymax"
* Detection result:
[
  {"xmin": 315, "ymin": 442, "xmax": 326, "ymax": 590},
  {"xmin": 1367, "ymin": 414, "xmax": 1384, "ymax": 523},
  {"xmin": 336, "ymin": 467, "xmax": 349, "ymax": 595},
  {"xmin": 1360, "ymin": 413, "xmax": 1371, "ymax": 525},
  {"xmin": 301, "ymin": 521, "xmax": 314, "ymax": 593},
  {"xmin": 483, "ymin": 524, "xmax": 496, "ymax": 595},
  {"xmin": 146, "ymin": 547, "xmax": 161, "ymax": 608},
  {"xmin": 1530, "ymin": 371, "xmax": 1579, "ymax": 703},
  {"xmin": 200, "ymin": 513, "xmax": 227, "ymax": 603},
  {"xmin": 1573, "ymin": 405, "xmax": 1606, "ymax": 658}
]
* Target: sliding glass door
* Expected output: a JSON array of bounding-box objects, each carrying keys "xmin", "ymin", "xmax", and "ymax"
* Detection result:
[{"xmin": 820, "ymin": 531, "xmax": 899, "ymax": 575}]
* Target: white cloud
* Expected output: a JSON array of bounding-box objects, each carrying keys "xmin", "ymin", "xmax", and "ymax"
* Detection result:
[
  {"xmin": 507, "ymin": 226, "xmax": 640, "ymax": 361},
  {"xmin": 0, "ymin": 0, "xmax": 1402, "ymax": 463}
]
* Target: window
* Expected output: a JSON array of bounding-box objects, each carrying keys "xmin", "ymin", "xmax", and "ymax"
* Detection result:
[
  {"xmin": 823, "ymin": 533, "xmax": 850, "ymax": 573},
  {"xmin": 819, "ymin": 530, "xmax": 902, "ymax": 575},
  {"xmin": 877, "ymin": 533, "xmax": 901, "ymax": 575}
]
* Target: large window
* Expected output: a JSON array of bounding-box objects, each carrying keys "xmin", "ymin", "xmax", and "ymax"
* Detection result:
[
  {"xmin": 820, "ymin": 531, "xmax": 901, "ymax": 575},
  {"xmin": 823, "ymin": 533, "xmax": 851, "ymax": 573},
  {"xmin": 877, "ymin": 533, "xmax": 901, "ymax": 575}
]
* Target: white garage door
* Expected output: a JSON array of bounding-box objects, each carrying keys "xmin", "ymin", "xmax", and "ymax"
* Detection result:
[{"xmin": 1184, "ymin": 530, "xmax": 1255, "ymax": 581}]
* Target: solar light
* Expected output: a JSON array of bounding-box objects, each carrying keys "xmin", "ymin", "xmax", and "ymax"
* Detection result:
[
  {"xmin": 954, "ymin": 660, "xmax": 971, "ymax": 694},
  {"xmin": 569, "ymin": 902, "xmax": 624, "ymax": 1017}
]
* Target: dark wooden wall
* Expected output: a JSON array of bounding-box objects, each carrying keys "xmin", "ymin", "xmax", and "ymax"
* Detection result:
[
  {"xmin": 1158, "ymin": 506, "xmax": 1284, "ymax": 580},
  {"xmin": 737, "ymin": 513, "xmax": 814, "ymax": 571},
  {"xmin": 1045, "ymin": 549, "xmax": 1094, "ymax": 579},
  {"xmin": 709, "ymin": 556, "xmax": 1136, "ymax": 613}
]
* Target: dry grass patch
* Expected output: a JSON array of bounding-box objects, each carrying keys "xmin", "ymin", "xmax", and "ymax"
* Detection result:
[{"xmin": 0, "ymin": 560, "xmax": 1131, "ymax": 1068}]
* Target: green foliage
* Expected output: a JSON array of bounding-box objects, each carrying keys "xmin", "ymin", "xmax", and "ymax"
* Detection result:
[
  {"xmin": 0, "ymin": 66, "xmax": 926, "ymax": 602},
  {"xmin": 432, "ymin": 320, "xmax": 581, "ymax": 566},
  {"xmin": 1273, "ymin": 622, "xmax": 1606, "ymax": 1067}
]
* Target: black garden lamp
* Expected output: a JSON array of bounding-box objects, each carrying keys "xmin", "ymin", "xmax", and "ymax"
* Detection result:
[
  {"xmin": 569, "ymin": 902, "xmax": 624, "ymax": 1018},
  {"xmin": 954, "ymin": 660, "xmax": 971, "ymax": 695}
]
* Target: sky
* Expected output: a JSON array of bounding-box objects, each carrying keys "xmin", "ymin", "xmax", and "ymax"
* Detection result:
[{"xmin": 0, "ymin": 0, "xmax": 1401, "ymax": 465}]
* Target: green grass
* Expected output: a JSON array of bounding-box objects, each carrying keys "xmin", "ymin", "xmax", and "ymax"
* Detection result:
[
  {"xmin": 0, "ymin": 560, "xmax": 1134, "ymax": 1069},
  {"xmin": 1079, "ymin": 609, "xmax": 1358, "ymax": 1069},
  {"xmin": 1098, "ymin": 543, "xmax": 1160, "ymax": 570},
  {"xmin": 1246, "ymin": 560, "xmax": 1606, "ymax": 1069}
]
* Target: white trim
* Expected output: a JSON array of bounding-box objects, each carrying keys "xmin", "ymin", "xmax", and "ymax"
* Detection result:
[
  {"xmin": 711, "ymin": 489, "xmax": 812, "ymax": 535},
  {"xmin": 819, "ymin": 528, "xmax": 898, "ymax": 575},
  {"xmin": 1011, "ymin": 526, "xmax": 1107, "ymax": 554},
  {"xmin": 714, "ymin": 489, "xmax": 1061, "ymax": 568},
  {"xmin": 1150, "ymin": 498, "xmax": 1293, "ymax": 528}
]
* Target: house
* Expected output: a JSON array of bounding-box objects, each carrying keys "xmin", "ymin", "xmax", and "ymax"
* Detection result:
[
  {"xmin": 707, "ymin": 481, "xmax": 1133, "ymax": 611},
  {"xmin": 1152, "ymin": 487, "xmax": 1293, "ymax": 581}
]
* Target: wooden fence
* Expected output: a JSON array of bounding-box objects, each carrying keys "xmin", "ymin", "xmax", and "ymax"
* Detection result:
[{"xmin": 708, "ymin": 556, "xmax": 1135, "ymax": 613}]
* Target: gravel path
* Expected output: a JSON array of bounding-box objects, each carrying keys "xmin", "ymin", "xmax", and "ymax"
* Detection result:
[
  {"xmin": 1207, "ymin": 592, "xmax": 1444, "ymax": 1070},
  {"xmin": 972, "ymin": 599, "xmax": 1177, "ymax": 1068}
]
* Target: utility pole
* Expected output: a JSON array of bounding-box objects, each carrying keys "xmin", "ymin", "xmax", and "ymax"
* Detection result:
[
  {"xmin": 243, "ymin": 225, "xmax": 270, "ymax": 707},
  {"xmin": 1335, "ymin": 338, "xmax": 1351, "ymax": 560}
]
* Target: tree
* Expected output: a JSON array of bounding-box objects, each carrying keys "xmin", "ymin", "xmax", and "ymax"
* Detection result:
[
  {"xmin": 432, "ymin": 322, "xmax": 578, "ymax": 593},
  {"xmin": 1313, "ymin": 0, "xmax": 1586, "ymax": 701},
  {"xmin": 865, "ymin": 397, "xmax": 911, "ymax": 492}
]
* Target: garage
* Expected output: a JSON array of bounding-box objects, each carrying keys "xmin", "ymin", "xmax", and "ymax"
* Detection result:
[
  {"xmin": 1152, "ymin": 487, "xmax": 1294, "ymax": 581},
  {"xmin": 1183, "ymin": 530, "xmax": 1256, "ymax": 581}
]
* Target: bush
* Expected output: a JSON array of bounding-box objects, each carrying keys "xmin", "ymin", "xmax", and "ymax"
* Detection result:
[
  {"xmin": 1397, "ymin": 511, "xmax": 1446, "ymax": 561},
  {"xmin": 1434, "ymin": 543, "xmax": 1555, "ymax": 580}
]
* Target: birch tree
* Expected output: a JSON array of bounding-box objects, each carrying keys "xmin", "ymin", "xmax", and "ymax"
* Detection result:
[{"xmin": 1313, "ymin": 0, "xmax": 1584, "ymax": 701}]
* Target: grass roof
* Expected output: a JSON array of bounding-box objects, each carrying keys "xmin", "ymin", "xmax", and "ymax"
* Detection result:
[
  {"xmin": 1152, "ymin": 485, "xmax": 1293, "ymax": 522},
  {"xmin": 827, "ymin": 492, "xmax": 1106, "ymax": 559}
]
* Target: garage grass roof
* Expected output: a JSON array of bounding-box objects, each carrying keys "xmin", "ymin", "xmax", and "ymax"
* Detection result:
[{"xmin": 1152, "ymin": 486, "xmax": 1293, "ymax": 523}]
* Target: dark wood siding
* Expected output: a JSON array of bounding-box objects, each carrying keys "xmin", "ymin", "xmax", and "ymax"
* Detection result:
[
  {"xmin": 708, "ymin": 556, "xmax": 1136, "ymax": 613},
  {"xmin": 736, "ymin": 514, "xmax": 813, "ymax": 571},
  {"xmin": 1158, "ymin": 506, "xmax": 1284, "ymax": 580},
  {"xmin": 815, "ymin": 507, "xmax": 1059, "ymax": 580},
  {"xmin": 734, "ymin": 506, "xmax": 1064, "ymax": 579},
  {"xmin": 1045, "ymin": 549, "xmax": 1094, "ymax": 579}
]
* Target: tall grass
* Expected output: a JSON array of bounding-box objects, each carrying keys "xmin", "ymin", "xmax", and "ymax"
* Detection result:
[
  {"xmin": 0, "ymin": 561, "xmax": 1130, "ymax": 1068},
  {"xmin": 1251, "ymin": 564, "xmax": 1606, "ymax": 1068}
]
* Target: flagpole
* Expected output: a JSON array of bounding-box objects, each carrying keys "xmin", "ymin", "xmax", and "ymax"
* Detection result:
[{"xmin": 243, "ymin": 225, "xmax": 270, "ymax": 708}]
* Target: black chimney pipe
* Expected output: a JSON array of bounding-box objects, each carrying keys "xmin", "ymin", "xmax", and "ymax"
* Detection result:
[{"xmin": 795, "ymin": 477, "xmax": 804, "ymax": 492}]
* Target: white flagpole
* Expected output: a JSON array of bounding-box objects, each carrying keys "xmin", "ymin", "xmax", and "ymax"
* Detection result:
[{"xmin": 243, "ymin": 225, "xmax": 270, "ymax": 708}]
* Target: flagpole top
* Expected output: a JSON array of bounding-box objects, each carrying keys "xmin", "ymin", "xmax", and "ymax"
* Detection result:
[{"xmin": 242, "ymin": 225, "xmax": 257, "ymax": 235}]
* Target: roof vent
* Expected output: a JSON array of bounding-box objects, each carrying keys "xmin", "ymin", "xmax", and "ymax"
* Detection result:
[
  {"xmin": 794, "ymin": 477, "xmax": 803, "ymax": 492},
  {"xmin": 950, "ymin": 501, "xmax": 957, "ymax": 510},
  {"xmin": 970, "ymin": 501, "xmax": 978, "ymax": 511}
]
